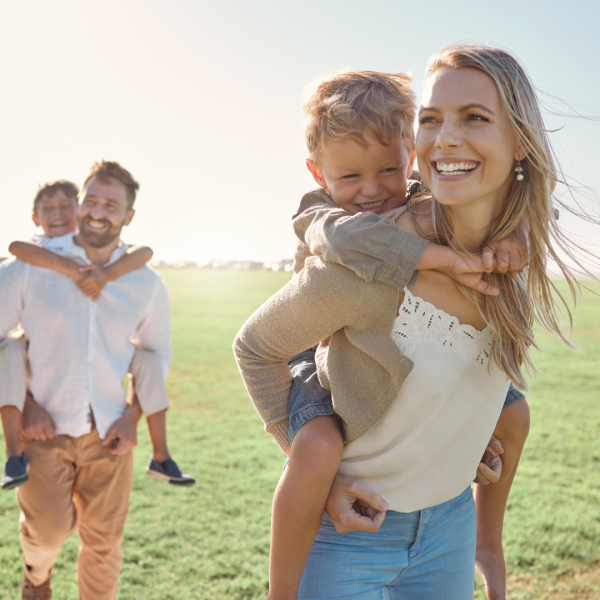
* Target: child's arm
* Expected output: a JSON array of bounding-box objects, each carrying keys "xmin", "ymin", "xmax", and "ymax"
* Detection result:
[
  {"xmin": 76, "ymin": 245, "xmax": 153, "ymax": 300},
  {"xmin": 293, "ymin": 191, "xmax": 528, "ymax": 295},
  {"xmin": 9, "ymin": 241, "xmax": 82, "ymax": 281}
]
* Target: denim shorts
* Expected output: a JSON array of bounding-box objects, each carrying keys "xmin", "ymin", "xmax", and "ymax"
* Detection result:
[
  {"xmin": 299, "ymin": 486, "xmax": 476, "ymax": 599},
  {"xmin": 288, "ymin": 349, "xmax": 525, "ymax": 444}
]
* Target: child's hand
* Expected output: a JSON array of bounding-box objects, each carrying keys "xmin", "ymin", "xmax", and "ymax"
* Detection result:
[
  {"xmin": 475, "ymin": 434, "xmax": 504, "ymax": 485},
  {"xmin": 443, "ymin": 253, "xmax": 500, "ymax": 297},
  {"xmin": 77, "ymin": 265, "xmax": 109, "ymax": 301},
  {"xmin": 482, "ymin": 226, "xmax": 529, "ymax": 280}
]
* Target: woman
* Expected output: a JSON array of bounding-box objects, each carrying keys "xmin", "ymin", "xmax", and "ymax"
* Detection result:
[{"xmin": 236, "ymin": 43, "xmax": 595, "ymax": 599}]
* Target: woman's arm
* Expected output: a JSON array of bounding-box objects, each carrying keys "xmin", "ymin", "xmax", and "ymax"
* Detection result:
[
  {"xmin": 9, "ymin": 241, "xmax": 81, "ymax": 280},
  {"xmin": 233, "ymin": 258, "xmax": 364, "ymax": 451}
]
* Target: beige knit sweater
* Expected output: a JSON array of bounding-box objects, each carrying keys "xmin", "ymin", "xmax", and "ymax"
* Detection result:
[{"xmin": 233, "ymin": 248, "xmax": 412, "ymax": 451}]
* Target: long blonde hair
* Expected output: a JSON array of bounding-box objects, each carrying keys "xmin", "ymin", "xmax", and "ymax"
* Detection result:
[{"xmin": 414, "ymin": 43, "xmax": 598, "ymax": 390}]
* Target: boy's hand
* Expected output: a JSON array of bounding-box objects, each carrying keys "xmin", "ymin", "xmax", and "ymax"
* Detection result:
[
  {"xmin": 475, "ymin": 434, "xmax": 504, "ymax": 485},
  {"xmin": 77, "ymin": 265, "xmax": 109, "ymax": 301},
  {"xmin": 442, "ymin": 253, "xmax": 500, "ymax": 297},
  {"xmin": 482, "ymin": 226, "xmax": 529, "ymax": 280}
]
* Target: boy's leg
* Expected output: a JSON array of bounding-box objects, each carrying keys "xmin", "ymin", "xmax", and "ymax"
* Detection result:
[
  {"xmin": 269, "ymin": 415, "xmax": 343, "ymax": 600},
  {"xmin": 0, "ymin": 337, "xmax": 27, "ymax": 458},
  {"xmin": 1, "ymin": 406, "xmax": 22, "ymax": 457},
  {"xmin": 128, "ymin": 347, "xmax": 170, "ymax": 459},
  {"xmin": 474, "ymin": 397, "xmax": 530, "ymax": 600}
]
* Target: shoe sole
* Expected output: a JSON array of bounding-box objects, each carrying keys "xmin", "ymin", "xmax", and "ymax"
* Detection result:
[
  {"xmin": 2, "ymin": 473, "xmax": 29, "ymax": 490},
  {"xmin": 145, "ymin": 468, "xmax": 195, "ymax": 486}
]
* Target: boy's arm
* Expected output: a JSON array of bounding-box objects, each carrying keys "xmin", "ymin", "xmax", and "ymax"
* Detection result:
[
  {"xmin": 103, "ymin": 245, "xmax": 153, "ymax": 282},
  {"xmin": 76, "ymin": 245, "xmax": 153, "ymax": 300},
  {"xmin": 9, "ymin": 241, "xmax": 81, "ymax": 280},
  {"xmin": 293, "ymin": 191, "xmax": 428, "ymax": 290}
]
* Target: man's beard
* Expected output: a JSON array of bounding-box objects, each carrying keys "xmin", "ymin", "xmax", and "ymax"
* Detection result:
[{"xmin": 78, "ymin": 216, "xmax": 123, "ymax": 248}]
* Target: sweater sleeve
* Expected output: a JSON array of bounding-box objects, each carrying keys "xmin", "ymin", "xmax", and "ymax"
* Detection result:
[
  {"xmin": 292, "ymin": 190, "xmax": 429, "ymax": 290},
  {"xmin": 233, "ymin": 258, "xmax": 364, "ymax": 451}
]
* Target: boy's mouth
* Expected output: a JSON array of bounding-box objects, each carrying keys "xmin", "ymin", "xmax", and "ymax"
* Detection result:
[
  {"xmin": 355, "ymin": 198, "xmax": 388, "ymax": 212},
  {"xmin": 434, "ymin": 161, "xmax": 478, "ymax": 177},
  {"xmin": 49, "ymin": 221, "xmax": 68, "ymax": 229}
]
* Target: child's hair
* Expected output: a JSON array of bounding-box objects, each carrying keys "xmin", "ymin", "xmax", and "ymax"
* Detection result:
[
  {"xmin": 412, "ymin": 42, "xmax": 599, "ymax": 390},
  {"xmin": 83, "ymin": 160, "xmax": 139, "ymax": 209},
  {"xmin": 33, "ymin": 180, "xmax": 79, "ymax": 214},
  {"xmin": 303, "ymin": 70, "xmax": 416, "ymax": 164}
]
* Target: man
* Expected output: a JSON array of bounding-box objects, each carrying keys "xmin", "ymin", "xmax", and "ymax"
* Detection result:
[{"xmin": 0, "ymin": 161, "xmax": 170, "ymax": 599}]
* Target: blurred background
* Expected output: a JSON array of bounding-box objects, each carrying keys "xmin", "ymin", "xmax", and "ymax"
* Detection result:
[{"xmin": 1, "ymin": 0, "xmax": 598, "ymax": 265}]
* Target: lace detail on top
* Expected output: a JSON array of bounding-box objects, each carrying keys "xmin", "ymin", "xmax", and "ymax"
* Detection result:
[{"xmin": 392, "ymin": 288, "xmax": 492, "ymax": 366}]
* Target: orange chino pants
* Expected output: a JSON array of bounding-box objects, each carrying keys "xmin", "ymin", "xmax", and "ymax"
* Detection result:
[{"xmin": 16, "ymin": 428, "xmax": 133, "ymax": 599}]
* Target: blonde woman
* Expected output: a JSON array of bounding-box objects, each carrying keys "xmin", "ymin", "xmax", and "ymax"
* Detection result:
[{"xmin": 235, "ymin": 43, "xmax": 594, "ymax": 599}]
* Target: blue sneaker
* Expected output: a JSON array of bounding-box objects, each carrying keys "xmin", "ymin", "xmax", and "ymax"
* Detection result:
[
  {"xmin": 2, "ymin": 453, "xmax": 29, "ymax": 490},
  {"xmin": 145, "ymin": 456, "xmax": 195, "ymax": 486}
]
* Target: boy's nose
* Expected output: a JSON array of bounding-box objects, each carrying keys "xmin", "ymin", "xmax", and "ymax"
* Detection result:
[{"xmin": 362, "ymin": 179, "xmax": 382, "ymax": 198}]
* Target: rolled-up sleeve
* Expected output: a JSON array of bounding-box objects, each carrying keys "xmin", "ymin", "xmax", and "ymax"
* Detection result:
[{"xmin": 293, "ymin": 195, "xmax": 428, "ymax": 290}]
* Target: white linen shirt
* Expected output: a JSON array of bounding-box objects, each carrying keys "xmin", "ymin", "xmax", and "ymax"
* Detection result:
[{"xmin": 0, "ymin": 233, "xmax": 171, "ymax": 439}]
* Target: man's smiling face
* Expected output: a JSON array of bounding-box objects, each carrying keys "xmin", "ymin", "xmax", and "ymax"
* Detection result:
[{"xmin": 78, "ymin": 176, "xmax": 134, "ymax": 248}]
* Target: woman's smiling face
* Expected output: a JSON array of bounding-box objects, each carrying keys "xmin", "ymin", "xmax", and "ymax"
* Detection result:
[{"xmin": 417, "ymin": 67, "xmax": 523, "ymax": 213}]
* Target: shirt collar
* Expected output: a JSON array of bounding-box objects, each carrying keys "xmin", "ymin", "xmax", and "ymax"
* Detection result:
[{"xmin": 44, "ymin": 233, "xmax": 128, "ymax": 266}]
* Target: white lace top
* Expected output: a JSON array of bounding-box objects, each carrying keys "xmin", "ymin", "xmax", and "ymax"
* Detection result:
[{"xmin": 338, "ymin": 288, "xmax": 510, "ymax": 513}]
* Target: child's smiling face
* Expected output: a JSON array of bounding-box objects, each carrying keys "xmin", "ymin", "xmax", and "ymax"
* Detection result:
[
  {"xmin": 32, "ymin": 190, "xmax": 78, "ymax": 238},
  {"xmin": 307, "ymin": 133, "xmax": 416, "ymax": 215}
]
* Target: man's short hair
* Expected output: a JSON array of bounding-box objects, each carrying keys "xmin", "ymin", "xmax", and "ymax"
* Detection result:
[
  {"xmin": 304, "ymin": 70, "xmax": 417, "ymax": 164},
  {"xmin": 33, "ymin": 180, "xmax": 79, "ymax": 214},
  {"xmin": 83, "ymin": 161, "xmax": 140, "ymax": 210}
]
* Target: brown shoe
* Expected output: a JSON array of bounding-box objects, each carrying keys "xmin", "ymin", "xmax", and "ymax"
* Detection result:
[{"xmin": 21, "ymin": 574, "xmax": 52, "ymax": 600}]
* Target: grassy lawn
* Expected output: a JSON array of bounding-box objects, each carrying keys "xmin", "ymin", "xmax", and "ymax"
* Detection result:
[{"xmin": 0, "ymin": 269, "xmax": 599, "ymax": 599}]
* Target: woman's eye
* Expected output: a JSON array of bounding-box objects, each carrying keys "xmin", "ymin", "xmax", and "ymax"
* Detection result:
[
  {"xmin": 466, "ymin": 113, "xmax": 489, "ymax": 122},
  {"xmin": 419, "ymin": 116, "xmax": 436, "ymax": 125}
]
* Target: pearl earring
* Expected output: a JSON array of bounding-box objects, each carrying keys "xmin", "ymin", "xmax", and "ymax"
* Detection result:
[{"xmin": 515, "ymin": 160, "xmax": 524, "ymax": 181}]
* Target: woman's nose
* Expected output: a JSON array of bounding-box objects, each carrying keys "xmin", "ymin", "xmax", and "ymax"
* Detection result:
[{"xmin": 436, "ymin": 118, "xmax": 462, "ymax": 150}]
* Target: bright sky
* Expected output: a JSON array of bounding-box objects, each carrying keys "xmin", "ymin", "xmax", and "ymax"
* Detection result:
[{"xmin": 1, "ymin": 0, "xmax": 599, "ymax": 263}]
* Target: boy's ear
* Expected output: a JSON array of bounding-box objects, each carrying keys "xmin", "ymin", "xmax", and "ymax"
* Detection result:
[
  {"xmin": 406, "ymin": 149, "xmax": 417, "ymax": 178},
  {"xmin": 306, "ymin": 160, "xmax": 327, "ymax": 189},
  {"xmin": 32, "ymin": 213, "xmax": 40, "ymax": 227}
]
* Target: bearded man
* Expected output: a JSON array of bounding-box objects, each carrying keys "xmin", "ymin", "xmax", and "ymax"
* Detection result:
[{"xmin": 0, "ymin": 161, "xmax": 171, "ymax": 599}]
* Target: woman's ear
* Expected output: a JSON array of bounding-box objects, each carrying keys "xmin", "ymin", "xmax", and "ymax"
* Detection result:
[{"xmin": 306, "ymin": 160, "xmax": 327, "ymax": 189}]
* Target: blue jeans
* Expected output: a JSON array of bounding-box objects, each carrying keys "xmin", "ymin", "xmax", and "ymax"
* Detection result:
[
  {"xmin": 298, "ymin": 486, "xmax": 477, "ymax": 600},
  {"xmin": 288, "ymin": 349, "xmax": 525, "ymax": 443}
]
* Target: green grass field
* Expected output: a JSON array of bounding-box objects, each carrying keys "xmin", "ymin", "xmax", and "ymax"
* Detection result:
[{"xmin": 0, "ymin": 270, "xmax": 599, "ymax": 599}]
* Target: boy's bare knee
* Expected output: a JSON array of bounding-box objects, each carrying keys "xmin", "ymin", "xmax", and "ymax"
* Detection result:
[{"xmin": 291, "ymin": 416, "xmax": 343, "ymax": 463}]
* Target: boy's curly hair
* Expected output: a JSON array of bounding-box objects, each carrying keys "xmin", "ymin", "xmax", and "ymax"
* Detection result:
[
  {"xmin": 33, "ymin": 180, "xmax": 79, "ymax": 213},
  {"xmin": 304, "ymin": 70, "xmax": 416, "ymax": 164},
  {"xmin": 84, "ymin": 160, "xmax": 139, "ymax": 209}
]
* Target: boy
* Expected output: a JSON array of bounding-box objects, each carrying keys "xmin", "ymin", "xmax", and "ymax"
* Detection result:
[
  {"xmin": 1, "ymin": 177, "xmax": 194, "ymax": 490},
  {"xmin": 236, "ymin": 71, "xmax": 529, "ymax": 600}
]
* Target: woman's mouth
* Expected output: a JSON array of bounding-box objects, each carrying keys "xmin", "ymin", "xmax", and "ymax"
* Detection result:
[{"xmin": 434, "ymin": 161, "xmax": 478, "ymax": 177}]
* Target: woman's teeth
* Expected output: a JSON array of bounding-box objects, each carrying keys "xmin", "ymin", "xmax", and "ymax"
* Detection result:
[{"xmin": 436, "ymin": 162, "xmax": 477, "ymax": 175}]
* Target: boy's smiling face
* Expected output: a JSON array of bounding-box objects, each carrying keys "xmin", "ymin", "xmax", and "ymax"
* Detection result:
[
  {"xmin": 307, "ymin": 133, "xmax": 416, "ymax": 215},
  {"xmin": 32, "ymin": 190, "xmax": 78, "ymax": 238}
]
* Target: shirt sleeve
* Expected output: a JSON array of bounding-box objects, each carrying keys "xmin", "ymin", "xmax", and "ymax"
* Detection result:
[
  {"xmin": 130, "ymin": 278, "xmax": 172, "ymax": 379},
  {"xmin": 292, "ymin": 192, "xmax": 429, "ymax": 290},
  {"xmin": 0, "ymin": 259, "xmax": 27, "ymax": 340},
  {"xmin": 233, "ymin": 258, "xmax": 364, "ymax": 451}
]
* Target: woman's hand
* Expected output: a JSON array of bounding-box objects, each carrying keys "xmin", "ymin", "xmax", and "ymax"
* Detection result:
[
  {"xmin": 325, "ymin": 473, "xmax": 388, "ymax": 533},
  {"xmin": 475, "ymin": 434, "xmax": 504, "ymax": 485}
]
